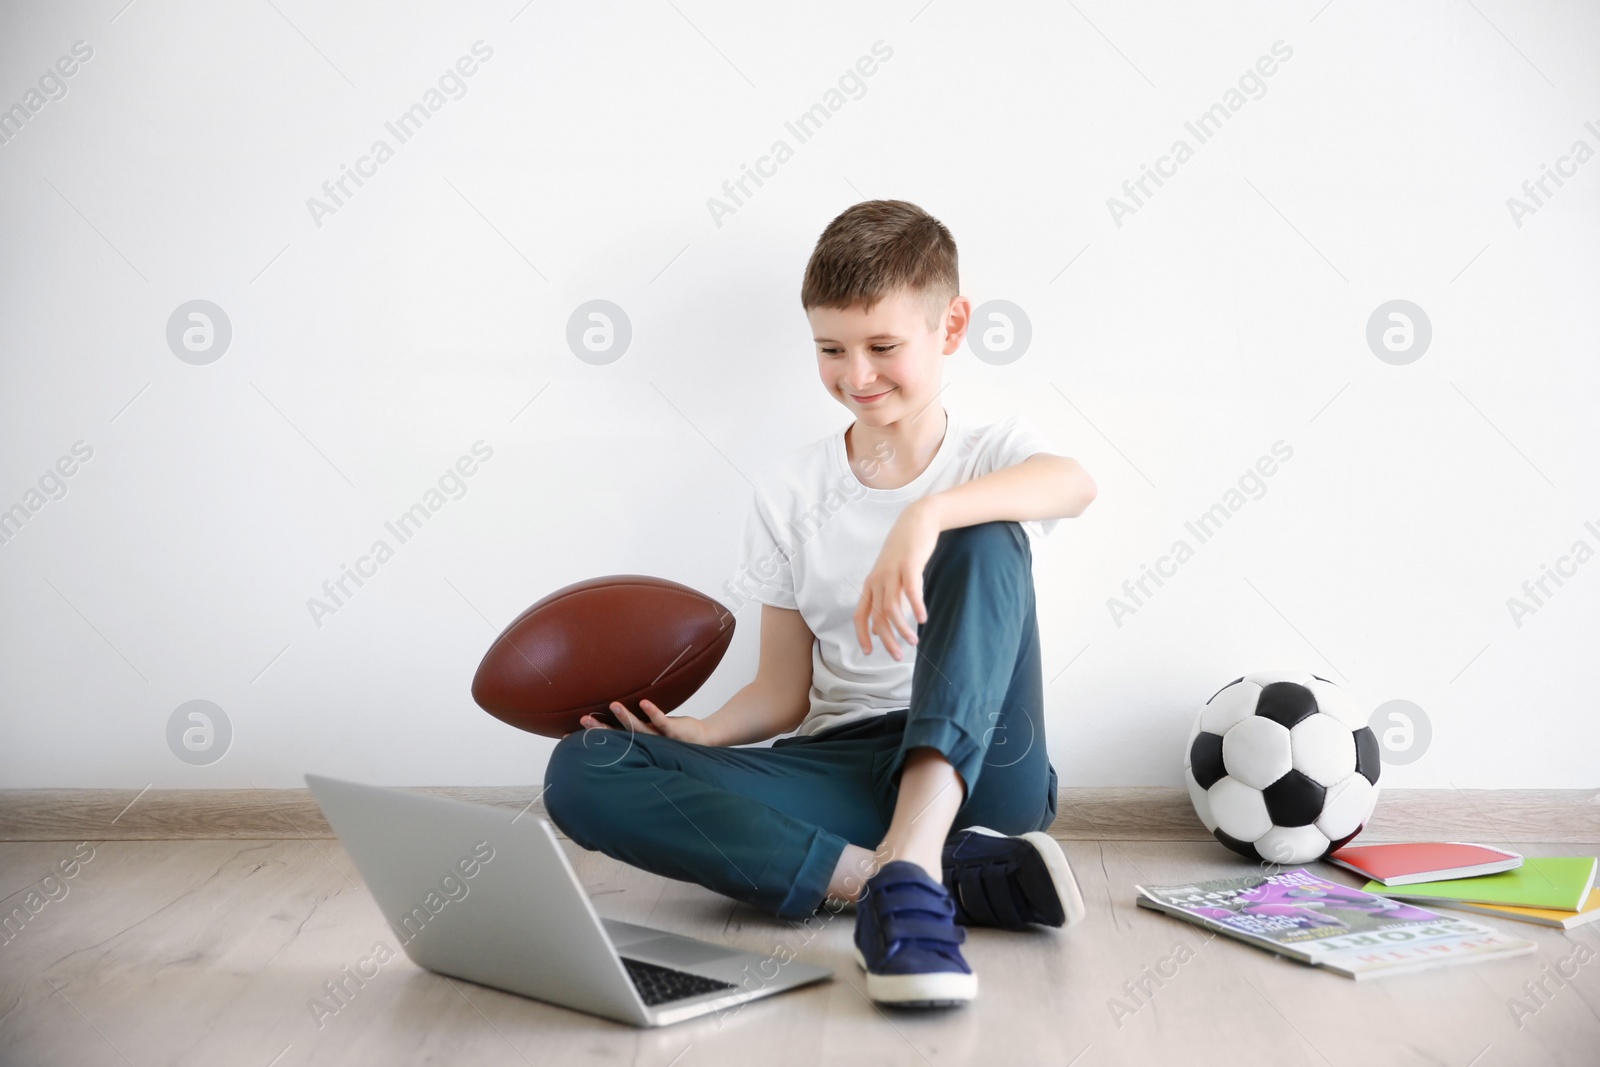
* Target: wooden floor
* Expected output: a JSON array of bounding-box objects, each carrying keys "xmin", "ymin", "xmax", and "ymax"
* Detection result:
[{"xmin": 1, "ymin": 836, "xmax": 1596, "ymax": 1066}]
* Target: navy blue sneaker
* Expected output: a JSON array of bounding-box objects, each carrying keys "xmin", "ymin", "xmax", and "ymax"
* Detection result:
[
  {"xmin": 942, "ymin": 826, "xmax": 1087, "ymax": 930},
  {"xmin": 852, "ymin": 860, "xmax": 976, "ymax": 1007}
]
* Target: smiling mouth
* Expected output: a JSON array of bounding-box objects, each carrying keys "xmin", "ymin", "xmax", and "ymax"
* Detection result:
[{"xmin": 851, "ymin": 389, "xmax": 892, "ymax": 401}]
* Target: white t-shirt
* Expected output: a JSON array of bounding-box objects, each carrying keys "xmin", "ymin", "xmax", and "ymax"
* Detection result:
[{"xmin": 723, "ymin": 406, "xmax": 1063, "ymax": 739}]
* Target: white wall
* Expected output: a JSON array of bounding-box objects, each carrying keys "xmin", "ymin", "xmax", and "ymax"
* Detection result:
[{"xmin": 2, "ymin": 0, "xmax": 1596, "ymax": 790}]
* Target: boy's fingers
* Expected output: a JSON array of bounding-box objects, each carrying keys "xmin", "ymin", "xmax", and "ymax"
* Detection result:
[
  {"xmin": 894, "ymin": 579, "xmax": 921, "ymax": 642},
  {"xmin": 853, "ymin": 598, "xmax": 872, "ymax": 654},
  {"xmin": 640, "ymin": 700, "xmax": 694, "ymax": 741},
  {"xmin": 875, "ymin": 613, "xmax": 902, "ymax": 660},
  {"xmin": 893, "ymin": 595, "xmax": 917, "ymax": 645},
  {"xmin": 878, "ymin": 599, "xmax": 908, "ymax": 649},
  {"xmin": 609, "ymin": 702, "xmax": 653, "ymax": 734},
  {"xmin": 649, "ymin": 709, "xmax": 682, "ymax": 739}
]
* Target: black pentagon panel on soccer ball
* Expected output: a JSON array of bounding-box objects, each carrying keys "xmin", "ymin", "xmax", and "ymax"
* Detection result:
[
  {"xmin": 1253, "ymin": 681, "xmax": 1320, "ymax": 729},
  {"xmin": 1212, "ymin": 827, "xmax": 1261, "ymax": 860},
  {"xmin": 1205, "ymin": 676, "xmax": 1245, "ymax": 705},
  {"xmin": 1190, "ymin": 732, "xmax": 1227, "ymax": 789},
  {"xmin": 1262, "ymin": 769, "xmax": 1326, "ymax": 827},
  {"xmin": 1319, "ymin": 824, "xmax": 1364, "ymax": 859},
  {"xmin": 1353, "ymin": 726, "xmax": 1381, "ymax": 785}
]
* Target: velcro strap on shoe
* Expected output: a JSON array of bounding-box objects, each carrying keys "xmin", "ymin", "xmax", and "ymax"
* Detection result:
[
  {"xmin": 876, "ymin": 877, "xmax": 954, "ymax": 913},
  {"xmin": 957, "ymin": 862, "xmax": 1026, "ymax": 929},
  {"xmin": 879, "ymin": 914, "xmax": 967, "ymax": 948}
]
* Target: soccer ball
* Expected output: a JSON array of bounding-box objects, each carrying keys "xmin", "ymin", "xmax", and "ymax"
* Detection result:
[{"xmin": 1184, "ymin": 670, "xmax": 1381, "ymax": 864}]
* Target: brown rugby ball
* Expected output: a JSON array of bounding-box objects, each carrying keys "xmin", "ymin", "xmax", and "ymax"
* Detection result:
[{"xmin": 471, "ymin": 574, "xmax": 735, "ymax": 738}]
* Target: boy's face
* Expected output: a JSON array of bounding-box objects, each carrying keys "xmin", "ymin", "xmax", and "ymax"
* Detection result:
[{"xmin": 809, "ymin": 287, "xmax": 969, "ymax": 425}]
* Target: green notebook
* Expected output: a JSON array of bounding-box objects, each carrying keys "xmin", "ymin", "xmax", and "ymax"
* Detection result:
[{"xmin": 1363, "ymin": 856, "xmax": 1597, "ymax": 911}]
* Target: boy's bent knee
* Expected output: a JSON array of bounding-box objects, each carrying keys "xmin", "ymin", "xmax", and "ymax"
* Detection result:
[
  {"xmin": 543, "ymin": 728, "xmax": 636, "ymax": 841},
  {"xmin": 930, "ymin": 521, "xmax": 1028, "ymax": 571}
]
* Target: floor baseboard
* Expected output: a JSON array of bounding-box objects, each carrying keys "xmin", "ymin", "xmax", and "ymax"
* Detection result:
[{"xmin": 2, "ymin": 786, "xmax": 1595, "ymax": 843}]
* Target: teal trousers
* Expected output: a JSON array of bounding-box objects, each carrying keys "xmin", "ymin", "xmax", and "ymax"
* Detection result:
[{"xmin": 542, "ymin": 520, "xmax": 1059, "ymax": 920}]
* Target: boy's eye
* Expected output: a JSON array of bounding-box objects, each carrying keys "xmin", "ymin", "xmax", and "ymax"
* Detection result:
[{"xmin": 820, "ymin": 345, "xmax": 898, "ymax": 355}]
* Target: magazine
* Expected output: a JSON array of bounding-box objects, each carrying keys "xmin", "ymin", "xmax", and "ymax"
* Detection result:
[{"xmin": 1135, "ymin": 867, "xmax": 1536, "ymax": 980}]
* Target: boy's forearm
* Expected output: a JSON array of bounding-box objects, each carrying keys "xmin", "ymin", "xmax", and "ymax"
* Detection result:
[
  {"xmin": 699, "ymin": 681, "xmax": 808, "ymax": 747},
  {"xmin": 920, "ymin": 453, "xmax": 1097, "ymax": 531}
]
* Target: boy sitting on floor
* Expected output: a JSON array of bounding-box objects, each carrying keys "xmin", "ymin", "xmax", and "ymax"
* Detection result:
[{"xmin": 546, "ymin": 198, "xmax": 1098, "ymax": 1007}]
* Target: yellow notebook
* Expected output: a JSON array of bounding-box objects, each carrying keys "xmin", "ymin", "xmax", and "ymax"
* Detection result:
[{"xmin": 1427, "ymin": 887, "xmax": 1600, "ymax": 929}]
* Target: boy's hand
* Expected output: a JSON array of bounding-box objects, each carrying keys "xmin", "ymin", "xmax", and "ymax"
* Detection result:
[
  {"xmin": 854, "ymin": 502, "xmax": 939, "ymax": 662},
  {"xmin": 573, "ymin": 700, "xmax": 714, "ymax": 745}
]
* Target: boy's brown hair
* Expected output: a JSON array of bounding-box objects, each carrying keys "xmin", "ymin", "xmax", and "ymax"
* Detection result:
[{"xmin": 800, "ymin": 200, "xmax": 959, "ymax": 333}]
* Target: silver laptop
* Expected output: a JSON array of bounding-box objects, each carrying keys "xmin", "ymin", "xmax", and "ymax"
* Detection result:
[{"xmin": 304, "ymin": 774, "xmax": 832, "ymax": 1027}]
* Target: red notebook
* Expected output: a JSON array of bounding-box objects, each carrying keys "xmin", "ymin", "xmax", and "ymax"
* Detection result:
[{"xmin": 1326, "ymin": 842, "xmax": 1523, "ymax": 886}]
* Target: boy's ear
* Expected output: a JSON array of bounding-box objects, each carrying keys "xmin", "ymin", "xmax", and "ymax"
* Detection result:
[{"xmin": 939, "ymin": 295, "xmax": 973, "ymax": 353}]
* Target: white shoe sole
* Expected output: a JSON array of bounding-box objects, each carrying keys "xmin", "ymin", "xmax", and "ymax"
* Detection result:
[
  {"xmin": 964, "ymin": 826, "xmax": 1088, "ymax": 927},
  {"xmin": 853, "ymin": 945, "xmax": 977, "ymax": 1006}
]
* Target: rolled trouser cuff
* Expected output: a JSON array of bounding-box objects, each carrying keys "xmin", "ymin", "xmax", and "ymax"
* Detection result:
[{"xmin": 896, "ymin": 713, "xmax": 986, "ymax": 802}]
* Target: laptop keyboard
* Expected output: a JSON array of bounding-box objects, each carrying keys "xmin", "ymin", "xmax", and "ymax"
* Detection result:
[{"xmin": 619, "ymin": 956, "xmax": 738, "ymax": 1006}]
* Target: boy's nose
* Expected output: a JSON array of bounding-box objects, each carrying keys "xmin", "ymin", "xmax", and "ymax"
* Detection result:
[{"xmin": 843, "ymin": 350, "xmax": 875, "ymax": 379}]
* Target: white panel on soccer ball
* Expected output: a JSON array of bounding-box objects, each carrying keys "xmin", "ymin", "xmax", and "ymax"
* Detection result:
[
  {"xmin": 1315, "ymin": 773, "xmax": 1377, "ymax": 840},
  {"xmin": 1307, "ymin": 678, "xmax": 1366, "ymax": 730},
  {"xmin": 1221, "ymin": 716, "xmax": 1293, "ymax": 790},
  {"xmin": 1200, "ymin": 682, "xmax": 1263, "ymax": 736},
  {"xmin": 1209, "ymin": 777, "xmax": 1271, "ymax": 842},
  {"xmin": 1289, "ymin": 713, "xmax": 1357, "ymax": 787},
  {"xmin": 1185, "ymin": 766, "xmax": 1218, "ymax": 831},
  {"xmin": 1254, "ymin": 824, "xmax": 1332, "ymax": 865},
  {"xmin": 1241, "ymin": 669, "xmax": 1316, "ymax": 689}
]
